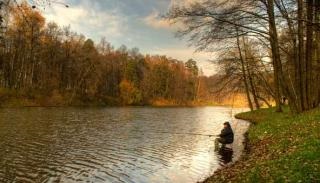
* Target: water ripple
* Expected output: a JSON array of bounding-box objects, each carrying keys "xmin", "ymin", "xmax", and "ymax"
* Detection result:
[{"xmin": 0, "ymin": 107, "xmax": 249, "ymax": 183}]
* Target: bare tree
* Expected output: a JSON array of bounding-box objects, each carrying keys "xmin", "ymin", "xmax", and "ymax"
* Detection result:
[{"xmin": 167, "ymin": 0, "xmax": 320, "ymax": 113}]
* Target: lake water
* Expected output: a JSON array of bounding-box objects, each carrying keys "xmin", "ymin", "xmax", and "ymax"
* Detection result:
[{"xmin": 0, "ymin": 107, "xmax": 249, "ymax": 183}]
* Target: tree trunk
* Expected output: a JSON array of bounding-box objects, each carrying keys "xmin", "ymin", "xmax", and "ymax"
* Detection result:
[
  {"xmin": 305, "ymin": 0, "xmax": 314, "ymax": 108},
  {"xmin": 247, "ymin": 67, "xmax": 260, "ymax": 109},
  {"xmin": 275, "ymin": 0, "xmax": 301, "ymax": 111},
  {"xmin": 236, "ymin": 34, "xmax": 253, "ymax": 111},
  {"xmin": 315, "ymin": 0, "xmax": 320, "ymax": 106},
  {"xmin": 242, "ymin": 37, "xmax": 260, "ymax": 109},
  {"xmin": 298, "ymin": 0, "xmax": 308, "ymax": 111},
  {"xmin": 257, "ymin": 95, "xmax": 272, "ymax": 108},
  {"xmin": 266, "ymin": 0, "xmax": 283, "ymax": 112}
]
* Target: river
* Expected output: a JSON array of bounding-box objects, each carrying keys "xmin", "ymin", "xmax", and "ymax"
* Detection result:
[{"xmin": 0, "ymin": 107, "xmax": 249, "ymax": 183}]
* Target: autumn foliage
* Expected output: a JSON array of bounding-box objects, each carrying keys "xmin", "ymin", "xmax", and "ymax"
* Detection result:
[{"xmin": 0, "ymin": 3, "xmax": 235, "ymax": 106}]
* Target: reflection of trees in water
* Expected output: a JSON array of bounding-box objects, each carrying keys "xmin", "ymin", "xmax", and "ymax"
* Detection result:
[{"xmin": 217, "ymin": 147, "xmax": 233, "ymax": 165}]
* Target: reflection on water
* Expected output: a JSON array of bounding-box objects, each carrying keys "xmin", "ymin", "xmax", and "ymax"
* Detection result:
[
  {"xmin": 217, "ymin": 147, "xmax": 234, "ymax": 165},
  {"xmin": 0, "ymin": 107, "xmax": 249, "ymax": 183}
]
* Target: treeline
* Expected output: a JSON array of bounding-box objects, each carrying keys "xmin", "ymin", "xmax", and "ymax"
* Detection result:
[
  {"xmin": 0, "ymin": 3, "xmax": 203, "ymax": 106},
  {"xmin": 168, "ymin": 0, "xmax": 320, "ymax": 113}
]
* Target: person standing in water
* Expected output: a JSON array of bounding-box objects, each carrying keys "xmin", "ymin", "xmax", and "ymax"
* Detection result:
[{"xmin": 215, "ymin": 122, "xmax": 234, "ymax": 147}]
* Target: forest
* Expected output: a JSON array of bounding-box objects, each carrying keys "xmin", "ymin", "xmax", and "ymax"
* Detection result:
[
  {"xmin": 0, "ymin": 1, "xmax": 236, "ymax": 107},
  {"xmin": 1, "ymin": 0, "xmax": 319, "ymax": 112},
  {"xmin": 167, "ymin": 0, "xmax": 320, "ymax": 113}
]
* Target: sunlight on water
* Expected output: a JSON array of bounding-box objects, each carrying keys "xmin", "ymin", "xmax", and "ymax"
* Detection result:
[{"xmin": 0, "ymin": 107, "xmax": 249, "ymax": 183}]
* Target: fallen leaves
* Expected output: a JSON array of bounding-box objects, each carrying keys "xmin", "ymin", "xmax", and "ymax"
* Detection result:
[{"xmin": 202, "ymin": 108, "xmax": 320, "ymax": 183}]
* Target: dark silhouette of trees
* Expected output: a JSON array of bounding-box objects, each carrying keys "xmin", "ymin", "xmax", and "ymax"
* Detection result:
[{"xmin": 167, "ymin": 0, "xmax": 320, "ymax": 113}]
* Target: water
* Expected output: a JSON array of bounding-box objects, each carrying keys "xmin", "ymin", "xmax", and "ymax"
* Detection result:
[{"xmin": 0, "ymin": 107, "xmax": 249, "ymax": 183}]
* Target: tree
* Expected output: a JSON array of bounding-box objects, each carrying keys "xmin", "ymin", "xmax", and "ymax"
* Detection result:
[
  {"xmin": 167, "ymin": 0, "xmax": 320, "ymax": 113},
  {"xmin": 185, "ymin": 59, "xmax": 199, "ymax": 76},
  {"xmin": 119, "ymin": 79, "xmax": 142, "ymax": 105}
]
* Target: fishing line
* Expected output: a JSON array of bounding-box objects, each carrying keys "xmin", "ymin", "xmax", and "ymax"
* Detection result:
[
  {"xmin": 133, "ymin": 130, "xmax": 218, "ymax": 137},
  {"xmin": 132, "ymin": 97, "xmax": 240, "ymax": 138}
]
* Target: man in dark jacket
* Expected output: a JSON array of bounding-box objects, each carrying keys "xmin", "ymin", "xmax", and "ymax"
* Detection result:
[{"xmin": 215, "ymin": 122, "xmax": 234, "ymax": 146}]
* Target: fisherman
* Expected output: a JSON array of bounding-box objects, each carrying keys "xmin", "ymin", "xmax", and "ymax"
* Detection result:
[{"xmin": 215, "ymin": 122, "xmax": 234, "ymax": 148}]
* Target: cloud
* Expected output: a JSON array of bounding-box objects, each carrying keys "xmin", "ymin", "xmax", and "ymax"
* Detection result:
[
  {"xmin": 38, "ymin": 0, "xmax": 218, "ymax": 75},
  {"xmin": 142, "ymin": 11, "xmax": 174, "ymax": 30},
  {"xmin": 143, "ymin": 0, "xmax": 205, "ymax": 30},
  {"xmin": 170, "ymin": 0, "xmax": 205, "ymax": 7},
  {"xmin": 143, "ymin": 10, "xmax": 187, "ymax": 31},
  {"xmin": 42, "ymin": 1, "xmax": 127, "ymax": 40}
]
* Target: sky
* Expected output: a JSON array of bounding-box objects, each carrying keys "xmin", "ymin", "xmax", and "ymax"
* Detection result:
[{"xmin": 40, "ymin": 0, "xmax": 216, "ymax": 75}]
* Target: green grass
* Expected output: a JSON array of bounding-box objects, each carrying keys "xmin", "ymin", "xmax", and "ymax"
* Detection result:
[{"xmin": 204, "ymin": 107, "xmax": 320, "ymax": 183}]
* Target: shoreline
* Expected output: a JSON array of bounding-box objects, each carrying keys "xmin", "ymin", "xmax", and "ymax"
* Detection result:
[
  {"xmin": 202, "ymin": 107, "xmax": 320, "ymax": 182},
  {"xmin": 0, "ymin": 103, "xmax": 247, "ymax": 108},
  {"xmin": 0, "ymin": 89, "xmax": 248, "ymax": 108},
  {"xmin": 201, "ymin": 113, "xmax": 255, "ymax": 183},
  {"xmin": 201, "ymin": 117, "xmax": 252, "ymax": 183}
]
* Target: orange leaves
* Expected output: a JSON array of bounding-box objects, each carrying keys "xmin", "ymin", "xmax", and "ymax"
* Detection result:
[
  {"xmin": 119, "ymin": 79, "xmax": 142, "ymax": 105},
  {"xmin": 10, "ymin": 1, "xmax": 45, "ymax": 31}
]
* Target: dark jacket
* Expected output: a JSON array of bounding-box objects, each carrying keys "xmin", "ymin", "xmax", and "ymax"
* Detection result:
[{"xmin": 219, "ymin": 126, "xmax": 234, "ymax": 144}]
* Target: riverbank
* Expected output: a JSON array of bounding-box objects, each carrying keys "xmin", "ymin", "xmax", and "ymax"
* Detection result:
[
  {"xmin": 0, "ymin": 88, "xmax": 247, "ymax": 108},
  {"xmin": 204, "ymin": 107, "xmax": 320, "ymax": 182},
  {"xmin": 0, "ymin": 97, "xmax": 238, "ymax": 108}
]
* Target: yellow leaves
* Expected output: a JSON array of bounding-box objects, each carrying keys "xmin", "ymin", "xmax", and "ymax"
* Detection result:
[
  {"xmin": 119, "ymin": 79, "xmax": 142, "ymax": 105},
  {"xmin": 10, "ymin": 2, "xmax": 45, "ymax": 30}
]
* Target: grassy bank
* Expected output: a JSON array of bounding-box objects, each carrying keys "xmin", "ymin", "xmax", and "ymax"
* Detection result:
[{"xmin": 204, "ymin": 107, "xmax": 320, "ymax": 182}]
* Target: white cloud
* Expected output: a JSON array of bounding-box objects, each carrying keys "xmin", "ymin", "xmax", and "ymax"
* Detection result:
[
  {"xmin": 39, "ymin": 0, "xmax": 218, "ymax": 76},
  {"xmin": 143, "ymin": 0, "xmax": 205, "ymax": 30},
  {"xmin": 170, "ymin": 0, "xmax": 205, "ymax": 7},
  {"xmin": 143, "ymin": 11, "xmax": 173, "ymax": 30},
  {"xmin": 143, "ymin": 10, "xmax": 186, "ymax": 31},
  {"xmin": 41, "ymin": 2, "xmax": 127, "ymax": 40}
]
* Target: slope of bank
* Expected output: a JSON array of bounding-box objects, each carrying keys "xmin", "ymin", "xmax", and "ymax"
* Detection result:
[{"xmin": 204, "ymin": 107, "xmax": 320, "ymax": 182}]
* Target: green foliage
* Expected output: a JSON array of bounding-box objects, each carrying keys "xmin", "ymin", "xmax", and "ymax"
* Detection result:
[
  {"xmin": 148, "ymin": 63, "xmax": 172, "ymax": 98},
  {"xmin": 206, "ymin": 107, "xmax": 320, "ymax": 182},
  {"xmin": 185, "ymin": 59, "xmax": 199, "ymax": 76},
  {"xmin": 124, "ymin": 58, "xmax": 144, "ymax": 86}
]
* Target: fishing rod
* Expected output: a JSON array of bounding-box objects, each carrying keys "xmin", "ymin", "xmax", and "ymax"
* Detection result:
[{"xmin": 134, "ymin": 130, "xmax": 219, "ymax": 137}]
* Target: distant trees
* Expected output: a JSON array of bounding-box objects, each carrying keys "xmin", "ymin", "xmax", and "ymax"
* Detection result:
[
  {"xmin": 167, "ymin": 0, "xmax": 320, "ymax": 113},
  {"xmin": 0, "ymin": 0, "xmax": 11, "ymax": 38},
  {"xmin": 119, "ymin": 79, "xmax": 142, "ymax": 105},
  {"xmin": 141, "ymin": 56, "xmax": 199, "ymax": 103},
  {"xmin": 0, "ymin": 0, "xmax": 65, "ymax": 43},
  {"xmin": 185, "ymin": 59, "xmax": 199, "ymax": 76},
  {"xmin": 0, "ymin": 3, "xmax": 203, "ymax": 106}
]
